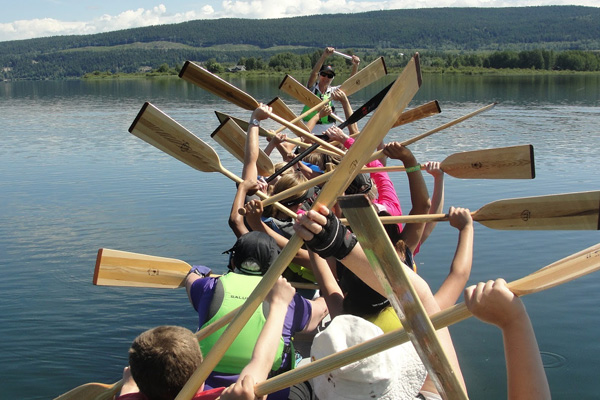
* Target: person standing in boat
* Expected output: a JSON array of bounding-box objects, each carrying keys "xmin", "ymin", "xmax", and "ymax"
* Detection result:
[{"xmin": 303, "ymin": 47, "xmax": 360, "ymax": 135}]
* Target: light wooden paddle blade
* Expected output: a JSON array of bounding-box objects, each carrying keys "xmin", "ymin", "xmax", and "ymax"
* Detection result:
[
  {"xmin": 339, "ymin": 56, "xmax": 388, "ymax": 96},
  {"xmin": 94, "ymin": 248, "xmax": 191, "ymax": 288},
  {"xmin": 339, "ymin": 194, "xmax": 468, "ymax": 400},
  {"xmin": 129, "ymin": 102, "xmax": 223, "ymax": 174},
  {"xmin": 210, "ymin": 118, "xmax": 275, "ymax": 176},
  {"xmin": 53, "ymin": 379, "xmax": 122, "ymax": 400},
  {"xmin": 509, "ymin": 242, "xmax": 600, "ymax": 295},
  {"xmin": 279, "ymin": 74, "xmax": 320, "ymax": 107},
  {"xmin": 475, "ymin": 191, "xmax": 600, "ymax": 230},
  {"xmin": 392, "ymin": 100, "xmax": 441, "ymax": 128},
  {"xmin": 214, "ymin": 111, "xmax": 341, "ymax": 158},
  {"xmin": 440, "ymin": 144, "xmax": 535, "ymax": 179},
  {"xmin": 179, "ymin": 61, "xmax": 259, "ymax": 111},
  {"xmin": 267, "ymin": 97, "xmax": 310, "ymax": 132},
  {"xmin": 173, "ymin": 54, "xmax": 423, "ymax": 400}
]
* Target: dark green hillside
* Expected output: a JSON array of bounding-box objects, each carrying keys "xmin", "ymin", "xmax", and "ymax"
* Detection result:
[{"xmin": 1, "ymin": 6, "xmax": 599, "ymax": 80}]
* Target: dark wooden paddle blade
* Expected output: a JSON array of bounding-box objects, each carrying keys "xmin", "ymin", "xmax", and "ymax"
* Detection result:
[
  {"xmin": 392, "ymin": 100, "xmax": 441, "ymax": 128},
  {"xmin": 210, "ymin": 118, "xmax": 275, "ymax": 176},
  {"xmin": 440, "ymin": 144, "xmax": 535, "ymax": 179},
  {"xmin": 129, "ymin": 102, "xmax": 223, "ymax": 174},
  {"xmin": 94, "ymin": 248, "xmax": 191, "ymax": 288},
  {"xmin": 179, "ymin": 61, "xmax": 259, "ymax": 111},
  {"xmin": 475, "ymin": 191, "xmax": 600, "ymax": 230}
]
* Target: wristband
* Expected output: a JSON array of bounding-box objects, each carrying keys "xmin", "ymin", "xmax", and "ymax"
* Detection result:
[
  {"xmin": 405, "ymin": 164, "xmax": 421, "ymax": 173},
  {"xmin": 305, "ymin": 212, "xmax": 358, "ymax": 260}
]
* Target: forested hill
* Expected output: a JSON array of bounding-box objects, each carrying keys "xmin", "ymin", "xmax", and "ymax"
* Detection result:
[{"xmin": 1, "ymin": 6, "xmax": 599, "ymax": 80}]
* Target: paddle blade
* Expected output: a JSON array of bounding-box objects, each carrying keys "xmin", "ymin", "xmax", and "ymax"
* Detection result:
[
  {"xmin": 93, "ymin": 248, "xmax": 190, "ymax": 288},
  {"xmin": 475, "ymin": 191, "xmax": 600, "ymax": 230},
  {"xmin": 279, "ymin": 74, "xmax": 320, "ymax": 107},
  {"xmin": 440, "ymin": 144, "xmax": 535, "ymax": 179},
  {"xmin": 53, "ymin": 380, "xmax": 122, "ymax": 400},
  {"xmin": 179, "ymin": 61, "xmax": 259, "ymax": 111},
  {"xmin": 509, "ymin": 243, "xmax": 600, "ymax": 295},
  {"xmin": 268, "ymin": 97, "xmax": 310, "ymax": 132},
  {"xmin": 339, "ymin": 57, "xmax": 388, "ymax": 96},
  {"xmin": 211, "ymin": 118, "xmax": 275, "ymax": 176},
  {"xmin": 392, "ymin": 100, "xmax": 441, "ymax": 128},
  {"xmin": 130, "ymin": 102, "xmax": 223, "ymax": 173}
]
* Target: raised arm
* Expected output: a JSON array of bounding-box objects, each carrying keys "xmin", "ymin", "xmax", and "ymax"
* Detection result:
[
  {"xmin": 220, "ymin": 277, "xmax": 296, "ymax": 400},
  {"xmin": 464, "ymin": 279, "xmax": 551, "ymax": 400},
  {"xmin": 383, "ymin": 142, "xmax": 430, "ymax": 252},
  {"xmin": 434, "ymin": 207, "xmax": 474, "ymax": 309},
  {"xmin": 307, "ymin": 47, "xmax": 334, "ymax": 88},
  {"xmin": 420, "ymin": 161, "xmax": 445, "ymax": 245},
  {"xmin": 330, "ymin": 89, "xmax": 359, "ymax": 136},
  {"xmin": 243, "ymin": 104, "xmax": 271, "ymax": 181},
  {"xmin": 350, "ymin": 54, "xmax": 361, "ymax": 77}
]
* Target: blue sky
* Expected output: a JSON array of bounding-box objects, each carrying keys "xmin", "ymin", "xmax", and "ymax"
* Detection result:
[{"xmin": 1, "ymin": 0, "xmax": 598, "ymax": 42}]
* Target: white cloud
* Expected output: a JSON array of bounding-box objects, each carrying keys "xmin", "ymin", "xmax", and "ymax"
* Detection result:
[{"xmin": 1, "ymin": 1, "xmax": 599, "ymax": 42}]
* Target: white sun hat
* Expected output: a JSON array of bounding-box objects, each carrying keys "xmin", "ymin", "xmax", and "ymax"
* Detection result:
[{"xmin": 310, "ymin": 314, "xmax": 427, "ymax": 400}]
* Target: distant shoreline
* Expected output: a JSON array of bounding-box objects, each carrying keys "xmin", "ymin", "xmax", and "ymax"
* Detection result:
[{"xmin": 80, "ymin": 67, "xmax": 599, "ymax": 81}]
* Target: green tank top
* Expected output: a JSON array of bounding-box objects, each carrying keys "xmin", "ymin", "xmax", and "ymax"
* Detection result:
[
  {"xmin": 302, "ymin": 92, "xmax": 333, "ymax": 124},
  {"xmin": 200, "ymin": 273, "xmax": 285, "ymax": 374}
]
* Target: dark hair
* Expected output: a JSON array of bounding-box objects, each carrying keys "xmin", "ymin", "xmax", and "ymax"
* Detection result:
[{"xmin": 129, "ymin": 326, "xmax": 202, "ymax": 400}]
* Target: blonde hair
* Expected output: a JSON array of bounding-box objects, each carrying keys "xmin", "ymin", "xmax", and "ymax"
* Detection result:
[{"xmin": 266, "ymin": 172, "xmax": 308, "ymax": 217}]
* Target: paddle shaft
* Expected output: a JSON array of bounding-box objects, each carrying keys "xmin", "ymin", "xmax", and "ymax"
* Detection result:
[
  {"xmin": 368, "ymin": 102, "xmax": 497, "ymax": 162},
  {"xmin": 333, "ymin": 50, "xmax": 353, "ymax": 60},
  {"xmin": 255, "ymin": 242, "xmax": 600, "ymax": 395}
]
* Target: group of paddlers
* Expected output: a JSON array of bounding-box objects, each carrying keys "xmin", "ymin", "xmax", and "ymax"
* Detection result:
[{"xmin": 114, "ymin": 48, "xmax": 552, "ymax": 400}]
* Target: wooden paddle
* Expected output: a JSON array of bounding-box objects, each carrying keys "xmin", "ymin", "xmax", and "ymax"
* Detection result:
[
  {"xmin": 210, "ymin": 117, "xmax": 275, "ymax": 176},
  {"xmin": 54, "ymin": 241, "xmax": 600, "ymax": 399},
  {"xmin": 261, "ymin": 144, "xmax": 536, "ymax": 210},
  {"xmin": 179, "ymin": 61, "xmax": 344, "ymax": 157},
  {"xmin": 368, "ymin": 102, "xmax": 497, "ymax": 163},
  {"xmin": 213, "ymin": 111, "xmax": 341, "ymax": 158},
  {"xmin": 377, "ymin": 191, "xmax": 600, "ymax": 230},
  {"xmin": 128, "ymin": 102, "xmax": 296, "ymax": 219},
  {"xmin": 53, "ymin": 306, "xmax": 240, "ymax": 400},
  {"xmin": 362, "ymin": 144, "xmax": 535, "ymax": 179},
  {"xmin": 254, "ymin": 241, "xmax": 600, "ymax": 396},
  {"xmin": 174, "ymin": 54, "xmax": 422, "ymax": 400},
  {"xmin": 340, "ymin": 194, "xmax": 468, "ymax": 398},
  {"xmin": 93, "ymin": 248, "xmax": 320, "ymax": 290}
]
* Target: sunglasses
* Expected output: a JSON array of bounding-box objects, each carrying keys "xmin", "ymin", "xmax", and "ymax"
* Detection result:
[{"xmin": 320, "ymin": 72, "xmax": 334, "ymax": 79}]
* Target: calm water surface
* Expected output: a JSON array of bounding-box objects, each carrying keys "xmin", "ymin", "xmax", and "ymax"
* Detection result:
[{"xmin": 1, "ymin": 73, "xmax": 598, "ymax": 399}]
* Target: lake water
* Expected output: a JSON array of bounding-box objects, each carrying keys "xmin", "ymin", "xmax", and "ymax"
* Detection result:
[{"xmin": 1, "ymin": 72, "xmax": 598, "ymax": 400}]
